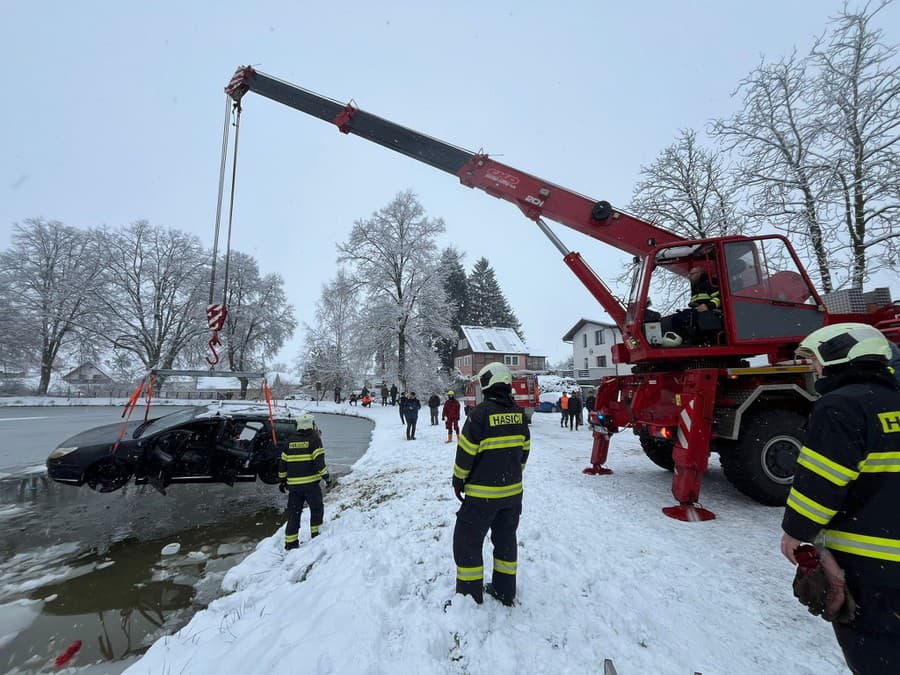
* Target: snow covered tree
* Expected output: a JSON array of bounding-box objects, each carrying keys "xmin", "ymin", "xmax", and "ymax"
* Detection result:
[
  {"xmin": 0, "ymin": 218, "xmax": 105, "ymax": 393},
  {"xmin": 436, "ymin": 246, "xmax": 469, "ymax": 371},
  {"xmin": 629, "ymin": 129, "xmax": 746, "ymax": 239},
  {"xmin": 712, "ymin": 3, "xmax": 900, "ymax": 291},
  {"xmin": 217, "ymin": 251, "xmax": 297, "ymax": 397},
  {"xmin": 466, "ymin": 257, "xmax": 522, "ymax": 338},
  {"xmin": 337, "ymin": 190, "xmax": 455, "ymax": 392},
  {"xmin": 97, "ymin": 220, "xmax": 208, "ymax": 376},
  {"xmin": 302, "ymin": 269, "xmax": 364, "ymax": 395}
]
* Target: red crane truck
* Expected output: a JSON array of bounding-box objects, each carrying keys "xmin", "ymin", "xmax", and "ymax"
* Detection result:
[{"xmin": 224, "ymin": 66, "xmax": 900, "ymax": 520}]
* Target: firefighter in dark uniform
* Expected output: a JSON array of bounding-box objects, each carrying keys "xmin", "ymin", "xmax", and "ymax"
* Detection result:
[
  {"xmin": 780, "ymin": 323, "xmax": 900, "ymax": 674},
  {"xmin": 279, "ymin": 412, "xmax": 331, "ymax": 550},
  {"xmin": 452, "ymin": 362, "xmax": 530, "ymax": 606}
]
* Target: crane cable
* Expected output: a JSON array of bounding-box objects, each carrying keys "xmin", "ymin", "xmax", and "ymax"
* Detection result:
[{"xmin": 206, "ymin": 96, "xmax": 243, "ymax": 366}]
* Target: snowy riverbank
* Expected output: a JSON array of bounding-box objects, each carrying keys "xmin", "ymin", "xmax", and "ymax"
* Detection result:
[{"xmin": 121, "ymin": 402, "xmax": 845, "ymax": 675}]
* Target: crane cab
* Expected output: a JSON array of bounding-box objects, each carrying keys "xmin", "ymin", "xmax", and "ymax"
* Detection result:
[{"xmin": 620, "ymin": 234, "xmax": 825, "ymax": 365}]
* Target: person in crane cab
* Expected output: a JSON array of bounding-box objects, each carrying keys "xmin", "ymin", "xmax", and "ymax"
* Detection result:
[
  {"xmin": 451, "ymin": 362, "xmax": 530, "ymax": 607},
  {"xmin": 661, "ymin": 265, "xmax": 721, "ymax": 346},
  {"xmin": 780, "ymin": 323, "xmax": 900, "ymax": 674},
  {"xmin": 278, "ymin": 413, "xmax": 332, "ymax": 550}
]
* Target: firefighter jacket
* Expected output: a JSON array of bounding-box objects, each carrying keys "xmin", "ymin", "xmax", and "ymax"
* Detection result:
[
  {"xmin": 442, "ymin": 398, "xmax": 461, "ymax": 422},
  {"xmin": 452, "ymin": 389, "xmax": 530, "ymax": 503},
  {"xmin": 278, "ymin": 428, "xmax": 328, "ymax": 486},
  {"xmin": 688, "ymin": 277, "xmax": 721, "ymax": 311},
  {"xmin": 782, "ymin": 366, "xmax": 900, "ymax": 587}
]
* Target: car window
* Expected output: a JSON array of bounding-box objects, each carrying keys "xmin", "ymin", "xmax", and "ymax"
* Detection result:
[{"xmin": 138, "ymin": 409, "xmax": 204, "ymax": 437}]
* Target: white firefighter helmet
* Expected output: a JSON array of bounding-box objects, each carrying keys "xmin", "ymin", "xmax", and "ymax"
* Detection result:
[
  {"xmin": 661, "ymin": 331, "xmax": 683, "ymax": 347},
  {"xmin": 295, "ymin": 412, "xmax": 316, "ymax": 431},
  {"xmin": 477, "ymin": 362, "xmax": 513, "ymax": 390},
  {"xmin": 796, "ymin": 322, "xmax": 892, "ymax": 367}
]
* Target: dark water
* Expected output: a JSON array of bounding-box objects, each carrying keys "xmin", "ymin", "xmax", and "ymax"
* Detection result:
[{"xmin": 0, "ymin": 412, "xmax": 372, "ymax": 674}]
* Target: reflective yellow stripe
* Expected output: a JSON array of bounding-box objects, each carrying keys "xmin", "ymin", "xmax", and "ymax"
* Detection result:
[
  {"xmin": 286, "ymin": 475, "xmax": 322, "ymax": 485},
  {"xmin": 284, "ymin": 533, "xmax": 299, "ymax": 543},
  {"xmin": 479, "ymin": 435, "xmax": 526, "ymax": 452},
  {"xmin": 453, "ymin": 464, "xmax": 470, "ymax": 480},
  {"xmin": 281, "ymin": 448, "xmax": 324, "ymax": 462},
  {"xmin": 824, "ymin": 529, "xmax": 900, "ymax": 562},
  {"xmin": 457, "ymin": 565, "xmax": 484, "ymax": 581},
  {"xmin": 522, "ymin": 439, "xmax": 531, "ymax": 452},
  {"xmin": 859, "ymin": 451, "xmax": 900, "ymax": 473},
  {"xmin": 463, "ymin": 482, "xmax": 523, "ymax": 499},
  {"xmin": 785, "ymin": 488, "xmax": 837, "ymax": 525},
  {"xmin": 493, "ymin": 558, "xmax": 517, "ymax": 575},
  {"xmin": 797, "ymin": 446, "xmax": 858, "ymax": 486},
  {"xmin": 310, "ymin": 525, "xmax": 320, "ymax": 534},
  {"xmin": 278, "ymin": 471, "xmax": 286, "ymax": 479},
  {"xmin": 458, "ymin": 434, "xmax": 478, "ymax": 456}
]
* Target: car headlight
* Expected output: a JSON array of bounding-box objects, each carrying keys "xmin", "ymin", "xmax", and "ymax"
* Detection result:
[{"xmin": 48, "ymin": 447, "xmax": 78, "ymax": 460}]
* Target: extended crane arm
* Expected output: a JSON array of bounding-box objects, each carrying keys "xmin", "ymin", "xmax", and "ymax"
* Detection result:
[{"xmin": 225, "ymin": 66, "xmax": 683, "ymax": 326}]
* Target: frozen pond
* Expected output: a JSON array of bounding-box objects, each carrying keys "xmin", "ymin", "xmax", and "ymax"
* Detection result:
[{"xmin": 0, "ymin": 410, "xmax": 372, "ymax": 673}]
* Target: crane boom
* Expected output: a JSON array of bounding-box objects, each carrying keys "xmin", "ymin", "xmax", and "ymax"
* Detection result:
[{"xmin": 225, "ymin": 67, "xmax": 682, "ymax": 268}]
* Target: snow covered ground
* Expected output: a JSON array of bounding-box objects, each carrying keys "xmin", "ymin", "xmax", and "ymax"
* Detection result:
[{"xmin": 120, "ymin": 401, "xmax": 846, "ymax": 675}]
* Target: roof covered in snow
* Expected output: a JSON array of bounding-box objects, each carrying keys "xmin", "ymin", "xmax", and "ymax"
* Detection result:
[{"xmin": 459, "ymin": 325, "xmax": 528, "ymax": 354}]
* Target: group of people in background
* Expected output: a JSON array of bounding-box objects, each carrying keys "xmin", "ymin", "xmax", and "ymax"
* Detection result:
[{"xmin": 557, "ymin": 390, "xmax": 592, "ymax": 430}]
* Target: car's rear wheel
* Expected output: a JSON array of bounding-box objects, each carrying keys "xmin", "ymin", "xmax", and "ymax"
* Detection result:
[
  {"xmin": 84, "ymin": 458, "xmax": 133, "ymax": 492},
  {"xmin": 258, "ymin": 468, "xmax": 280, "ymax": 484}
]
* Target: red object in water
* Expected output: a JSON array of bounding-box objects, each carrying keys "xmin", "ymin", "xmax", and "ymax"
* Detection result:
[{"xmin": 54, "ymin": 640, "xmax": 82, "ymax": 668}]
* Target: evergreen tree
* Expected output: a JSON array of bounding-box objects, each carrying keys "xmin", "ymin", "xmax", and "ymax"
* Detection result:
[
  {"xmin": 466, "ymin": 257, "xmax": 523, "ymax": 338},
  {"xmin": 436, "ymin": 247, "xmax": 468, "ymax": 370}
]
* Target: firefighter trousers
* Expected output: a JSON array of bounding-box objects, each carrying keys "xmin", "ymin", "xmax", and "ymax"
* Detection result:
[
  {"xmin": 285, "ymin": 483, "xmax": 324, "ymax": 549},
  {"xmin": 453, "ymin": 497, "xmax": 521, "ymax": 604},
  {"xmin": 833, "ymin": 581, "xmax": 900, "ymax": 674}
]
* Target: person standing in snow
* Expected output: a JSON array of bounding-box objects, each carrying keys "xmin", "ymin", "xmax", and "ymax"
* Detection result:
[
  {"xmin": 569, "ymin": 392, "xmax": 583, "ymax": 430},
  {"xmin": 404, "ymin": 392, "xmax": 421, "ymax": 440},
  {"xmin": 279, "ymin": 413, "xmax": 332, "ymax": 550},
  {"xmin": 442, "ymin": 390, "xmax": 461, "ymax": 443},
  {"xmin": 390, "ymin": 383, "xmax": 398, "ymax": 406},
  {"xmin": 381, "ymin": 382, "xmax": 389, "ymax": 406},
  {"xmin": 428, "ymin": 393, "xmax": 441, "ymax": 425},
  {"xmin": 780, "ymin": 323, "xmax": 900, "ymax": 673},
  {"xmin": 452, "ymin": 362, "xmax": 530, "ymax": 606},
  {"xmin": 399, "ymin": 392, "xmax": 408, "ymax": 424},
  {"xmin": 558, "ymin": 392, "xmax": 569, "ymax": 428}
]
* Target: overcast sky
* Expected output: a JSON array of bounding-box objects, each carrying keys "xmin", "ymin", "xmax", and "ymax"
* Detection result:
[{"xmin": 3, "ymin": 1, "xmax": 897, "ymax": 367}]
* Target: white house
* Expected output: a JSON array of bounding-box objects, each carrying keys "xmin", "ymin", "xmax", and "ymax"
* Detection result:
[{"xmin": 561, "ymin": 318, "xmax": 625, "ymax": 386}]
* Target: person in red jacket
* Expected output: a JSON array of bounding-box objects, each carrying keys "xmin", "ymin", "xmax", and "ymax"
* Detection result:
[{"xmin": 442, "ymin": 390, "xmax": 461, "ymax": 443}]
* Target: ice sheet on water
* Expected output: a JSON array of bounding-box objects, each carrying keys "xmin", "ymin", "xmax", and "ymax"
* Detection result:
[{"xmin": 0, "ymin": 598, "xmax": 44, "ymax": 650}]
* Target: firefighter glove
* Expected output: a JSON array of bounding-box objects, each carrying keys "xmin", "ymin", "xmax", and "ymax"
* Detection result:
[
  {"xmin": 792, "ymin": 545, "xmax": 856, "ymax": 623},
  {"xmin": 278, "ymin": 481, "xmax": 287, "ymax": 494},
  {"xmin": 454, "ymin": 486, "xmax": 463, "ymax": 502}
]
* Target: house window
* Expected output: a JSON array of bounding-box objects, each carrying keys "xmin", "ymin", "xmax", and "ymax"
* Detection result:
[
  {"xmin": 486, "ymin": 341, "xmax": 495, "ymax": 350},
  {"xmin": 583, "ymin": 357, "xmax": 589, "ymax": 370},
  {"xmin": 504, "ymin": 355, "xmax": 519, "ymax": 366},
  {"xmin": 464, "ymin": 355, "xmax": 471, "ymax": 366},
  {"xmin": 596, "ymin": 355, "xmax": 607, "ymax": 367},
  {"xmin": 582, "ymin": 333, "xmax": 587, "ymax": 348},
  {"xmin": 595, "ymin": 330, "xmax": 604, "ymax": 345}
]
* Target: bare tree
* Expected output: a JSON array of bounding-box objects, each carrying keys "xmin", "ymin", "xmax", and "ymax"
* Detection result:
[
  {"xmin": 0, "ymin": 219, "xmax": 104, "ymax": 393},
  {"xmin": 629, "ymin": 129, "xmax": 746, "ymax": 239},
  {"xmin": 337, "ymin": 190, "xmax": 455, "ymax": 392},
  {"xmin": 301, "ymin": 269, "xmax": 363, "ymax": 395},
  {"xmin": 812, "ymin": 0, "xmax": 900, "ymax": 287},
  {"xmin": 217, "ymin": 251, "xmax": 297, "ymax": 396},
  {"xmin": 713, "ymin": 3, "xmax": 900, "ymax": 291},
  {"xmin": 98, "ymin": 221, "xmax": 208, "ymax": 375}
]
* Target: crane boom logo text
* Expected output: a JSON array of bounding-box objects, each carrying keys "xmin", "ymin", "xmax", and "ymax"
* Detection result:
[{"xmin": 486, "ymin": 168, "xmax": 519, "ymax": 189}]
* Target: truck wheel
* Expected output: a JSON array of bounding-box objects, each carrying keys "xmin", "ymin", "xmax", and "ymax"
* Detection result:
[
  {"xmin": 639, "ymin": 436, "xmax": 675, "ymax": 471},
  {"xmin": 721, "ymin": 409, "xmax": 804, "ymax": 506},
  {"xmin": 84, "ymin": 458, "xmax": 133, "ymax": 492}
]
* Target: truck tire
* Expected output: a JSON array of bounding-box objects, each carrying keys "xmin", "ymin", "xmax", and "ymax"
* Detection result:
[
  {"xmin": 720, "ymin": 409, "xmax": 805, "ymax": 506},
  {"xmin": 639, "ymin": 436, "xmax": 675, "ymax": 471}
]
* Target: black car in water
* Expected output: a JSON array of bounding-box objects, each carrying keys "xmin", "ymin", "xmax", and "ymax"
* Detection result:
[{"xmin": 46, "ymin": 403, "xmax": 301, "ymax": 494}]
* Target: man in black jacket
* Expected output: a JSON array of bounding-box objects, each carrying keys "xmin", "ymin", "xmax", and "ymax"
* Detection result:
[
  {"xmin": 662, "ymin": 265, "xmax": 721, "ymax": 345},
  {"xmin": 781, "ymin": 323, "xmax": 900, "ymax": 673},
  {"xmin": 452, "ymin": 362, "xmax": 530, "ymax": 606},
  {"xmin": 428, "ymin": 393, "xmax": 441, "ymax": 425},
  {"xmin": 278, "ymin": 413, "xmax": 331, "ymax": 550}
]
